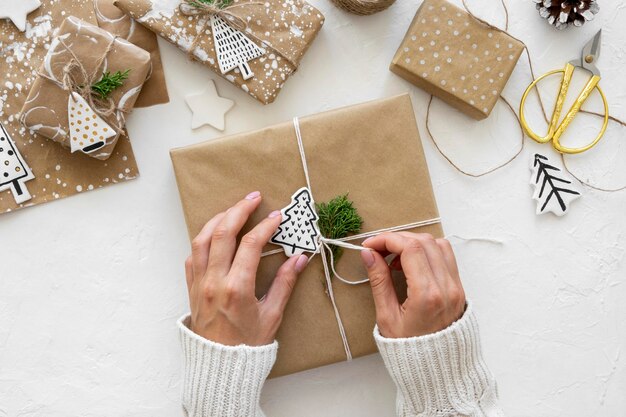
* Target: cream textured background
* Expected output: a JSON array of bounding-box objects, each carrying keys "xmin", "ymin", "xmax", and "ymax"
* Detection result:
[{"xmin": 1, "ymin": 0, "xmax": 625, "ymax": 415}]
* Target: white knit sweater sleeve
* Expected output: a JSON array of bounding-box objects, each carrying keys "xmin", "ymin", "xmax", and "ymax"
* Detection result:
[
  {"xmin": 177, "ymin": 315, "xmax": 277, "ymax": 417},
  {"xmin": 374, "ymin": 302, "xmax": 503, "ymax": 417}
]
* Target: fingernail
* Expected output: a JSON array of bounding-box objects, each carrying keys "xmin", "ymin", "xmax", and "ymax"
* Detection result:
[
  {"xmin": 245, "ymin": 191, "xmax": 261, "ymax": 200},
  {"xmin": 295, "ymin": 254, "xmax": 309, "ymax": 273},
  {"xmin": 268, "ymin": 210, "xmax": 282, "ymax": 218},
  {"xmin": 362, "ymin": 237, "xmax": 373, "ymax": 245},
  {"xmin": 360, "ymin": 249, "xmax": 375, "ymax": 268}
]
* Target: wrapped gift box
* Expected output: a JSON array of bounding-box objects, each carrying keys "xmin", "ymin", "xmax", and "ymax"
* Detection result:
[
  {"xmin": 21, "ymin": 17, "xmax": 151, "ymax": 160},
  {"xmin": 115, "ymin": 0, "xmax": 324, "ymax": 105},
  {"xmin": 170, "ymin": 94, "xmax": 444, "ymax": 377},
  {"xmin": 390, "ymin": 0, "xmax": 524, "ymax": 120}
]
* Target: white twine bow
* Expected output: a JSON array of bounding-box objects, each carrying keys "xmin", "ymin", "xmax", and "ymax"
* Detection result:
[{"xmin": 261, "ymin": 117, "xmax": 442, "ymax": 361}]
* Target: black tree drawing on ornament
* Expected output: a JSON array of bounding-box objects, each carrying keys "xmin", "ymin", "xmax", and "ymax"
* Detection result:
[
  {"xmin": 211, "ymin": 15, "xmax": 264, "ymax": 80},
  {"xmin": 530, "ymin": 153, "xmax": 580, "ymax": 216},
  {"xmin": 271, "ymin": 188, "xmax": 320, "ymax": 257},
  {"xmin": 0, "ymin": 122, "xmax": 34, "ymax": 204}
]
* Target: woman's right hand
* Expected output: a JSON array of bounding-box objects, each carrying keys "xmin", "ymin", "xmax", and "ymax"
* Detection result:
[{"xmin": 360, "ymin": 233, "xmax": 466, "ymax": 338}]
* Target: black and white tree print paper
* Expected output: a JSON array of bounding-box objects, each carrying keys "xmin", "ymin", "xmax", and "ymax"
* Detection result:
[
  {"xmin": 271, "ymin": 187, "xmax": 321, "ymax": 257},
  {"xmin": 530, "ymin": 153, "xmax": 581, "ymax": 216},
  {"xmin": 211, "ymin": 15, "xmax": 265, "ymax": 81},
  {"xmin": 0, "ymin": 122, "xmax": 35, "ymax": 204},
  {"xmin": 68, "ymin": 92, "xmax": 115, "ymax": 154}
]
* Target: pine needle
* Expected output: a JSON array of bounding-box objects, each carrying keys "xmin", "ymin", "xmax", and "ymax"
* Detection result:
[
  {"xmin": 91, "ymin": 70, "xmax": 130, "ymax": 100},
  {"xmin": 316, "ymin": 194, "xmax": 363, "ymax": 264},
  {"xmin": 189, "ymin": 0, "xmax": 233, "ymax": 8}
]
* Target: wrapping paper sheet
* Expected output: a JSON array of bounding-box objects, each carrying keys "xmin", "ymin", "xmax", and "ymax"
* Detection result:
[
  {"xmin": 115, "ymin": 0, "xmax": 324, "ymax": 104},
  {"xmin": 390, "ymin": 0, "xmax": 524, "ymax": 120},
  {"xmin": 0, "ymin": 1, "xmax": 141, "ymax": 213},
  {"xmin": 95, "ymin": 0, "xmax": 170, "ymax": 107},
  {"xmin": 170, "ymin": 94, "xmax": 444, "ymax": 377}
]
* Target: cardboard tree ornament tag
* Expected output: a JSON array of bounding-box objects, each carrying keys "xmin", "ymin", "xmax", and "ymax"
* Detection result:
[
  {"xmin": 211, "ymin": 15, "xmax": 265, "ymax": 80},
  {"xmin": 68, "ymin": 92, "xmax": 116, "ymax": 154},
  {"xmin": 271, "ymin": 187, "xmax": 321, "ymax": 257},
  {"xmin": 0, "ymin": 122, "xmax": 35, "ymax": 204},
  {"xmin": 530, "ymin": 153, "xmax": 581, "ymax": 216}
]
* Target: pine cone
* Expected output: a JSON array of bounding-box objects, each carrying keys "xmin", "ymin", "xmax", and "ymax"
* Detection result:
[{"xmin": 534, "ymin": 0, "xmax": 599, "ymax": 30}]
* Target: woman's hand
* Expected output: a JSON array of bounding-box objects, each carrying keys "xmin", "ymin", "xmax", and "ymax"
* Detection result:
[
  {"xmin": 185, "ymin": 191, "xmax": 309, "ymax": 346},
  {"xmin": 361, "ymin": 233, "xmax": 465, "ymax": 338}
]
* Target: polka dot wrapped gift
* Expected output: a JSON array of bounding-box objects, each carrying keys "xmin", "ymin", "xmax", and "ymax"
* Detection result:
[
  {"xmin": 20, "ymin": 17, "xmax": 152, "ymax": 160},
  {"xmin": 391, "ymin": 0, "xmax": 524, "ymax": 120}
]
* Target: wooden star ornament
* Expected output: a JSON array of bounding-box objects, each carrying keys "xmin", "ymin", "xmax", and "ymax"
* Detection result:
[
  {"xmin": 185, "ymin": 80, "xmax": 234, "ymax": 131},
  {"xmin": 0, "ymin": 0, "xmax": 41, "ymax": 32}
]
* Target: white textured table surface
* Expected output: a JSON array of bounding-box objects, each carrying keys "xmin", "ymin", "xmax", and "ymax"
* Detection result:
[{"xmin": 1, "ymin": 0, "xmax": 625, "ymax": 415}]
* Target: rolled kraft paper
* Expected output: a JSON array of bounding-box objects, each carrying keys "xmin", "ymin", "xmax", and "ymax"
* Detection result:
[
  {"xmin": 21, "ymin": 16, "xmax": 152, "ymax": 160},
  {"xmin": 170, "ymin": 94, "xmax": 444, "ymax": 377},
  {"xmin": 95, "ymin": 0, "xmax": 170, "ymax": 107},
  {"xmin": 115, "ymin": 0, "xmax": 324, "ymax": 105},
  {"xmin": 390, "ymin": 0, "xmax": 524, "ymax": 120}
]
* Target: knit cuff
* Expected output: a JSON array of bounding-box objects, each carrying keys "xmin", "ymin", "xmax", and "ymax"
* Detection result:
[
  {"xmin": 374, "ymin": 302, "xmax": 503, "ymax": 417},
  {"xmin": 178, "ymin": 315, "xmax": 277, "ymax": 417}
]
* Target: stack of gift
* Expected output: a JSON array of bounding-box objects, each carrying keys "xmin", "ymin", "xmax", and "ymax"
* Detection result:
[
  {"xmin": 20, "ymin": 17, "xmax": 152, "ymax": 160},
  {"xmin": 115, "ymin": 0, "xmax": 325, "ymax": 104},
  {"xmin": 170, "ymin": 94, "xmax": 444, "ymax": 377},
  {"xmin": 390, "ymin": 0, "xmax": 524, "ymax": 120}
]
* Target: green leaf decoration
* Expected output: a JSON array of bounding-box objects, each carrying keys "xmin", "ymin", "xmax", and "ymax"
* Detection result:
[
  {"xmin": 91, "ymin": 69, "xmax": 130, "ymax": 100},
  {"xmin": 188, "ymin": 0, "xmax": 233, "ymax": 9},
  {"xmin": 316, "ymin": 194, "xmax": 363, "ymax": 264}
]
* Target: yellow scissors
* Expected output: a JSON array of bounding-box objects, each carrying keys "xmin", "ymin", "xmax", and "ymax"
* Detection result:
[{"xmin": 520, "ymin": 30, "xmax": 609, "ymax": 154}]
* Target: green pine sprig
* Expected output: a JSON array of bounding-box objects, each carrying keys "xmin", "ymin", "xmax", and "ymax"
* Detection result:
[
  {"xmin": 91, "ymin": 69, "xmax": 130, "ymax": 100},
  {"xmin": 316, "ymin": 194, "xmax": 363, "ymax": 264},
  {"xmin": 188, "ymin": 0, "xmax": 233, "ymax": 9}
]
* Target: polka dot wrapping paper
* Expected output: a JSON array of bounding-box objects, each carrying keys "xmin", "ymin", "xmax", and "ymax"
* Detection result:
[
  {"xmin": 21, "ymin": 17, "xmax": 152, "ymax": 160},
  {"xmin": 114, "ymin": 0, "xmax": 325, "ymax": 105},
  {"xmin": 391, "ymin": 0, "xmax": 524, "ymax": 120},
  {"xmin": 0, "ymin": 1, "xmax": 143, "ymax": 214}
]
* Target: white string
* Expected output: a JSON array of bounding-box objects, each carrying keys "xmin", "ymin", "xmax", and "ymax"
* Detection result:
[
  {"xmin": 261, "ymin": 117, "xmax": 443, "ymax": 362},
  {"xmin": 293, "ymin": 118, "xmax": 312, "ymax": 191}
]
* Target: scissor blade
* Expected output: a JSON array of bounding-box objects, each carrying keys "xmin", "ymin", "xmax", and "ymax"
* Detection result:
[{"xmin": 582, "ymin": 29, "xmax": 602, "ymax": 62}]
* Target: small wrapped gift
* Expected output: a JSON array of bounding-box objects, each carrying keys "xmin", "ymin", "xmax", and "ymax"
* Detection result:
[
  {"xmin": 115, "ymin": 0, "xmax": 324, "ymax": 105},
  {"xmin": 20, "ymin": 17, "xmax": 152, "ymax": 160},
  {"xmin": 170, "ymin": 94, "xmax": 444, "ymax": 377},
  {"xmin": 391, "ymin": 0, "xmax": 524, "ymax": 120}
]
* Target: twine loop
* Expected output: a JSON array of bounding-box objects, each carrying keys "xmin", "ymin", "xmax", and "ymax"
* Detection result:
[{"xmin": 179, "ymin": 0, "xmax": 258, "ymax": 33}]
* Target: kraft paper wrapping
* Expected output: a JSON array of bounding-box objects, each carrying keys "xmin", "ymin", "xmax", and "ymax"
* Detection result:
[
  {"xmin": 170, "ymin": 94, "xmax": 444, "ymax": 377},
  {"xmin": 21, "ymin": 17, "xmax": 151, "ymax": 161},
  {"xmin": 95, "ymin": 0, "xmax": 170, "ymax": 107},
  {"xmin": 391, "ymin": 0, "xmax": 523, "ymax": 120},
  {"xmin": 115, "ymin": 0, "xmax": 324, "ymax": 105},
  {"xmin": 0, "ymin": 1, "xmax": 142, "ymax": 214}
]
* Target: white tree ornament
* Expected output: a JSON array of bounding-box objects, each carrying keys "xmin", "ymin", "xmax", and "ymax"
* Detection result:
[
  {"xmin": 271, "ymin": 187, "xmax": 321, "ymax": 257},
  {"xmin": 68, "ymin": 92, "xmax": 116, "ymax": 154},
  {"xmin": 211, "ymin": 15, "xmax": 265, "ymax": 81},
  {"xmin": 530, "ymin": 153, "xmax": 581, "ymax": 216},
  {"xmin": 0, "ymin": 122, "xmax": 35, "ymax": 204}
]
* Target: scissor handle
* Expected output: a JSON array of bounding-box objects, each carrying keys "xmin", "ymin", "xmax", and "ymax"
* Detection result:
[
  {"xmin": 552, "ymin": 74, "xmax": 606, "ymax": 154},
  {"xmin": 519, "ymin": 64, "xmax": 610, "ymax": 154}
]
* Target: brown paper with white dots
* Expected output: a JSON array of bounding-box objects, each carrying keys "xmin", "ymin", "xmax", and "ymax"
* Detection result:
[
  {"xmin": 391, "ymin": 0, "xmax": 524, "ymax": 120},
  {"xmin": 0, "ymin": 1, "xmax": 143, "ymax": 214}
]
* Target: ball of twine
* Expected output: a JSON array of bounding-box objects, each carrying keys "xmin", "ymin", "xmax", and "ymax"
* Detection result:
[{"xmin": 330, "ymin": 0, "xmax": 396, "ymax": 15}]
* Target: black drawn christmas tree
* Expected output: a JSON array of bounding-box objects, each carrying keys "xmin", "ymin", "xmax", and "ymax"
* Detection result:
[
  {"xmin": 0, "ymin": 122, "xmax": 34, "ymax": 204},
  {"xmin": 271, "ymin": 188, "xmax": 320, "ymax": 257},
  {"xmin": 210, "ymin": 15, "xmax": 264, "ymax": 80}
]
